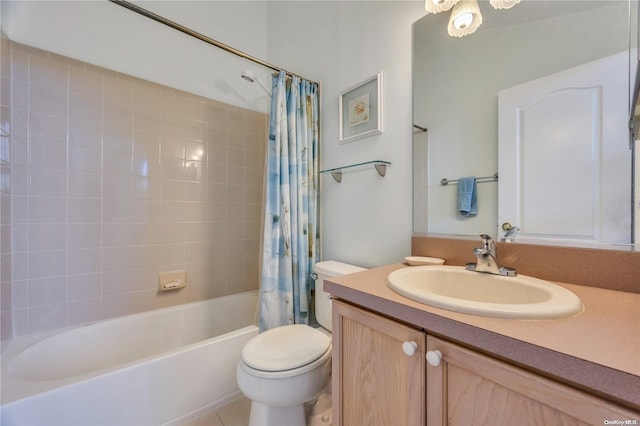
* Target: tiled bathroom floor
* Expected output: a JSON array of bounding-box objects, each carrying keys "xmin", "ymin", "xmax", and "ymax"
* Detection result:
[
  {"xmin": 182, "ymin": 396, "xmax": 250, "ymax": 426},
  {"xmin": 182, "ymin": 393, "xmax": 333, "ymax": 426}
]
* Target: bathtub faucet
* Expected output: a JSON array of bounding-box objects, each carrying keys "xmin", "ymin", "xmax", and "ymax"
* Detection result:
[{"xmin": 465, "ymin": 233, "xmax": 517, "ymax": 277}]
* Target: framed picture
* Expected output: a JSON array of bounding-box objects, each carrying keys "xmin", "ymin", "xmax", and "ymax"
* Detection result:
[{"xmin": 339, "ymin": 71, "xmax": 383, "ymax": 143}]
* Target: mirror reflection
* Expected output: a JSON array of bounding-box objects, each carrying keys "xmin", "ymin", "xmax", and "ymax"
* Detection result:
[{"xmin": 413, "ymin": 0, "xmax": 638, "ymax": 248}]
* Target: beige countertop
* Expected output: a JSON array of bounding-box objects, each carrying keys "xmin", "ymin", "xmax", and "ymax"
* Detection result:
[{"xmin": 325, "ymin": 263, "xmax": 640, "ymax": 411}]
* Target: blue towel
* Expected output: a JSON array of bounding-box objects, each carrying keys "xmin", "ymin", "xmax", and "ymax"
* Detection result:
[{"xmin": 457, "ymin": 177, "xmax": 477, "ymax": 216}]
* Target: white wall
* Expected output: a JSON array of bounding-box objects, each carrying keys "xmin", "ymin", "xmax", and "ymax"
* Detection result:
[
  {"xmin": 267, "ymin": 1, "xmax": 425, "ymax": 268},
  {"xmin": 2, "ymin": 1, "xmax": 271, "ymax": 113}
]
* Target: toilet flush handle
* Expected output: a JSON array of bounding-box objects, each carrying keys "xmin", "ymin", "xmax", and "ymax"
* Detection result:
[{"xmin": 402, "ymin": 341, "xmax": 418, "ymax": 356}]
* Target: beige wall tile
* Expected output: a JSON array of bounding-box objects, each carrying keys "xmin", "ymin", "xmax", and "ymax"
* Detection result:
[
  {"xmin": 30, "ymin": 112, "xmax": 67, "ymax": 144},
  {"xmin": 30, "ymin": 141, "xmax": 66, "ymax": 169},
  {"xmin": 185, "ymin": 281, "xmax": 208, "ymax": 303},
  {"xmin": 105, "ymin": 75, "xmax": 134, "ymax": 108},
  {"xmin": 227, "ymin": 165, "xmax": 245, "ymax": 185},
  {"xmin": 1, "ymin": 77, "xmax": 11, "ymax": 109},
  {"xmin": 103, "ymin": 293, "xmax": 133, "ymax": 319},
  {"xmin": 30, "ymin": 84, "xmax": 67, "ymax": 116},
  {"xmin": 104, "ymin": 106, "xmax": 134, "ymax": 131},
  {"xmin": 27, "ymin": 276, "xmax": 67, "ymax": 307},
  {"xmin": 69, "ymin": 66, "xmax": 102, "ymax": 97},
  {"xmin": 6, "ymin": 42, "xmax": 267, "ymax": 337},
  {"xmin": 206, "ymin": 102, "xmax": 228, "ymax": 130},
  {"xmin": 67, "ymin": 298, "xmax": 102, "ymax": 326},
  {"xmin": 134, "ymin": 131, "xmax": 161, "ymax": 158},
  {"xmin": 10, "ymin": 79, "xmax": 27, "ymax": 111},
  {"xmin": 28, "ymin": 303, "xmax": 66, "ymax": 333},
  {"xmin": 68, "ymin": 119, "xmax": 101, "ymax": 147},
  {"xmin": 1, "ymin": 312, "xmax": 14, "ymax": 341},
  {"xmin": 69, "ymin": 93, "xmax": 102, "ymax": 123},
  {"xmin": 156, "ymin": 288, "xmax": 185, "ymax": 309},
  {"xmin": 68, "ymin": 273, "xmax": 102, "ymax": 301},
  {"xmin": 30, "ymin": 55, "xmax": 68, "ymax": 91},
  {"xmin": 130, "ymin": 289, "xmax": 156, "ymax": 313},
  {"xmin": 226, "ymin": 108, "xmax": 245, "ymax": 133},
  {"xmin": 49, "ymin": 52, "xmax": 86, "ymax": 71},
  {"xmin": 10, "ymin": 51, "xmax": 29, "ymax": 82}
]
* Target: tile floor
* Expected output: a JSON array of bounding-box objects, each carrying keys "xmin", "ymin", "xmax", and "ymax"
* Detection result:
[
  {"xmin": 182, "ymin": 393, "xmax": 333, "ymax": 426},
  {"xmin": 182, "ymin": 396, "xmax": 251, "ymax": 426}
]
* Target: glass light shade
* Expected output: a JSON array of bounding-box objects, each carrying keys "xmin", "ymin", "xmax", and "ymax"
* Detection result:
[
  {"xmin": 425, "ymin": 0, "xmax": 460, "ymax": 14},
  {"xmin": 448, "ymin": 0, "xmax": 483, "ymax": 37},
  {"xmin": 490, "ymin": 0, "xmax": 521, "ymax": 10}
]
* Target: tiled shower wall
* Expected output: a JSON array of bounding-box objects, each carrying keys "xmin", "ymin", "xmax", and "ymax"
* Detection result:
[{"xmin": 3, "ymin": 42, "xmax": 266, "ymax": 338}]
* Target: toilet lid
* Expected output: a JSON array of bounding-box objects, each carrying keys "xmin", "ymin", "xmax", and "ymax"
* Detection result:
[{"xmin": 242, "ymin": 324, "xmax": 331, "ymax": 372}]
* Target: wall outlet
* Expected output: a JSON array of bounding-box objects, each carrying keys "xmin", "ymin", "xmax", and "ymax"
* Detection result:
[{"xmin": 158, "ymin": 270, "xmax": 186, "ymax": 292}]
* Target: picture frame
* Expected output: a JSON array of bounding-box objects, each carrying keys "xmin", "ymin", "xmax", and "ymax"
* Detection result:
[{"xmin": 339, "ymin": 71, "xmax": 383, "ymax": 143}]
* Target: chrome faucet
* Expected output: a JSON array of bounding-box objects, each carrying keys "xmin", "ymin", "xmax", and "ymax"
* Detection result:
[
  {"xmin": 500, "ymin": 222, "xmax": 520, "ymax": 243},
  {"xmin": 465, "ymin": 233, "xmax": 517, "ymax": 277}
]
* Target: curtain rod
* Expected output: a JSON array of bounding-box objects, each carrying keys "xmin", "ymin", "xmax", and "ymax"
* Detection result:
[{"xmin": 108, "ymin": 0, "xmax": 318, "ymax": 85}]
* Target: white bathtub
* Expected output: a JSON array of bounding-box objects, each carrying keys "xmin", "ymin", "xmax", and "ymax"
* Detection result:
[{"xmin": 0, "ymin": 291, "xmax": 259, "ymax": 426}]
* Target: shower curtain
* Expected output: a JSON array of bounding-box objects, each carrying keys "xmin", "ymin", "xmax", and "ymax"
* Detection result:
[{"xmin": 259, "ymin": 71, "xmax": 320, "ymax": 331}]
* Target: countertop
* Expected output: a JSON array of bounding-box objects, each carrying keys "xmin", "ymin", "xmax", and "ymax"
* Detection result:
[{"xmin": 324, "ymin": 263, "xmax": 640, "ymax": 411}]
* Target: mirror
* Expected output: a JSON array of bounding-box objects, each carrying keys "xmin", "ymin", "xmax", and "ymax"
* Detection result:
[{"xmin": 413, "ymin": 0, "xmax": 638, "ymax": 248}]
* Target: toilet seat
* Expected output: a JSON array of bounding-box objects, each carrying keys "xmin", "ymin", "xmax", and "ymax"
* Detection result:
[
  {"xmin": 239, "ymin": 346, "xmax": 331, "ymax": 379},
  {"xmin": 240, "ymin": 324, "xmax": 331, "ymax": 378}
]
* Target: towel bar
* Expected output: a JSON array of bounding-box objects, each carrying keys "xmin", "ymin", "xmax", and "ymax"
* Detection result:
[{"xmin": 440, "ymin": 172, "xmax": 498, "ymax": 186}]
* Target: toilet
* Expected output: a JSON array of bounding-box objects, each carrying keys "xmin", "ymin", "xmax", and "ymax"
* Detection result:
[{"xmin": 237, "ymin": 260, "xmax": 366, "ymax": 426}]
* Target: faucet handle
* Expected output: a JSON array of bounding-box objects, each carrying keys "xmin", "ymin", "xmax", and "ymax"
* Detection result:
[
  {"xmin": 476, "ymin": 233, "xmax": 497, "ymax": 255},
  {"xmin": 478, "ymin": 233, "xmax": 494, "ymax": 241},
  {"xmin": 478, "ymin": 233, "xmax": 495, "ymax": 248}
]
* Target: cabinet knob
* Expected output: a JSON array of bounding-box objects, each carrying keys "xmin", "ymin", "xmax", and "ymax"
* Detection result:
[
  {"xmin": 426, "ymin": 350, "xmax": 442, "ymax": 366},
  {"xmin": 402, "ymin": 341, "xmax": 418, "ymax": 356}
]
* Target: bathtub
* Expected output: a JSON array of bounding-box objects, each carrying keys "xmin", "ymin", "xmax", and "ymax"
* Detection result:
[{"xmin": 0, "ymin": 291, "xmax": 258, "ymax": 426}]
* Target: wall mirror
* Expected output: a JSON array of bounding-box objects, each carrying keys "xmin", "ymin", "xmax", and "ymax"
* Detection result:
[{"xmin": 413, "ymin": 0, "xmax": 638, "ymax": 249}]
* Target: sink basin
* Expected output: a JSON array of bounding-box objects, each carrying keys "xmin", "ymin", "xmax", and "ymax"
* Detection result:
[{"xmin": 387, "ymin": 265, "xmax": 582, "ymax": 319}]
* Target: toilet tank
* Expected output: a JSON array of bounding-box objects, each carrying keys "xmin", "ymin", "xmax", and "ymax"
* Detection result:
[{"xmin": 314, "ymin": 261, "xmax": 366, "ymax": 331}]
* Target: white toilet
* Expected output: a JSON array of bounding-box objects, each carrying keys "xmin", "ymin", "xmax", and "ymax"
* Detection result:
[{"xmin": 237, "ymin": 260, "xmax": 366, "ymax": 426}]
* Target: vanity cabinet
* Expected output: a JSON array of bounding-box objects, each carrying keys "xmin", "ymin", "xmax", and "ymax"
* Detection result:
[
  {"xmin": 332, "ymin": 299, "xmax": 425, "ymax": 426},
  {"xmin": 332, "ymin": 299, "xmax": 638, "ymax": 426},
  {"xmin": 426, "ymin": 335, "xmax": 638, "ymax": 425}
]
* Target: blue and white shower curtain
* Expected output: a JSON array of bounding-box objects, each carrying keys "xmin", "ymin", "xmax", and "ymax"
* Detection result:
[{"xmin": 259, "ymin": 71, "xmax": 319, "ymax": 331}]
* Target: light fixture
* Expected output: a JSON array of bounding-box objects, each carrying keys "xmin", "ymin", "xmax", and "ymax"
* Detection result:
[
  {"xmin": 490, "ymin": 0, "xmax": 521, "ymax": 10},
  {"xmin": 425, "ymin": 0, "xmax": 460, "ymax": 14},
  {"xmin": 427, "ymin": 0, "xmax": 520, "ymax": 38},
  {"xmin": 448, "ymin": 0, "xmax": 483, "ymax": 38}
]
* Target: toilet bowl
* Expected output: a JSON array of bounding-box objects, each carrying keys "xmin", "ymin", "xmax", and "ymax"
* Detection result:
[{"xmin": 237, "ymin": 261, "xmax": 366, "ymax": 426}]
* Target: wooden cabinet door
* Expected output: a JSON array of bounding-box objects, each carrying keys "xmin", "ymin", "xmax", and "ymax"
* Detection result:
[
  {"xmin": 426, "ymin": 335, "xmax": 639, "ymax": 425},
  {"xmin": 332, "ymin": 300, "xmax": 425, "ymax": 426}
]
